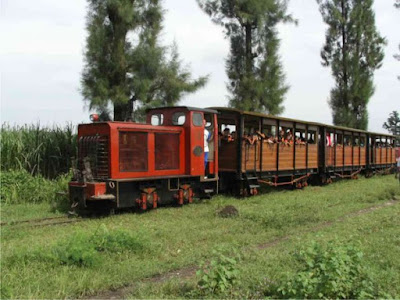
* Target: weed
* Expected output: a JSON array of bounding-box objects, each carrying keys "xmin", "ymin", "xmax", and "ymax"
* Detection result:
[
  {"xmin": 264, "ymin": 240, "xmax": 378, "ymax": 299},
  {"xmin": 91, "ymin": 224, "xmax": 148, "ymax": 253},
  {"xmin": 191, "ymin": 248, "xmax": 240, "ymax": 297}
]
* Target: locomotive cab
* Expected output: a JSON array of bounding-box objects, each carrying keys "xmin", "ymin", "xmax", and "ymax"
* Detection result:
[{"xmin": 69, "ymin": 106, "xmax": 218, "ymax": 212}]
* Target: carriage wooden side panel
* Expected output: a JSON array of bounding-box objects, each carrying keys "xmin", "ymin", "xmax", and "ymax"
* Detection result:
[
  {"xmin": 360, "ymin": 147, "xmax": 366, "ymax": 165},
  {"xmin": 278, "ymin": 144, "xmax": 294, "ymax": 170},
  {"xmin": 308, "ymin": 144, "xmax": 318, "ymax": 168},
  {"xmin": 344, "ymin": 146, "xmax": 353, "ymax": 166},
  {"xmin": 335, "ymin": 146, "xmax": 344, "ymax": 166},
  {"xmin": 261, "ymin": 143, "xmax": 277, "ymax": 171},
  {"xmin": 295, "ymin": 145, "xmax": 307, "ymax": 169}
]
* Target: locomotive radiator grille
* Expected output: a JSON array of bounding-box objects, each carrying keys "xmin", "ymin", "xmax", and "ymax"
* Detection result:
[{"xmin": 78, "ymin": 135, "xmax": 109, "ymax": 180}]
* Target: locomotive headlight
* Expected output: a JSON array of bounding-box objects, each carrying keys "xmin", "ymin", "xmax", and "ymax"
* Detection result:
[{"xmin": 90, "ymin": 114, "xmax": 99, "ymax": 122}]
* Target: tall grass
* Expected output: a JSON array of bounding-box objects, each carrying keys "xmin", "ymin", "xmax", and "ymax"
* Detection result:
[{"xmin": 1, "ymin": 123, "xmax": 77, "ymax": 179}]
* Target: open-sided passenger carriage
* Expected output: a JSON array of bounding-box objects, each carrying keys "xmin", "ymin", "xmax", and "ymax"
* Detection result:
[{"xmin": 212, "ymin": 108, "xmax": 320, "ymax": 194}]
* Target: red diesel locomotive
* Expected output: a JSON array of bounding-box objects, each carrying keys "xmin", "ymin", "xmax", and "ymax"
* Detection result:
[{"xmin": 68, "ymin": 106, "xmax": 397, "ymax": 211}]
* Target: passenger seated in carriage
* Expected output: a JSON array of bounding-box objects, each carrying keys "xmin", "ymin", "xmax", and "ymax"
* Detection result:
[
  {"xmin": 286, "ymin": 130, "xmax": 294, "ymax": 145},
  {"xmin": 295, "ymin": 136, "xmax": 306, "ymax": 145}
]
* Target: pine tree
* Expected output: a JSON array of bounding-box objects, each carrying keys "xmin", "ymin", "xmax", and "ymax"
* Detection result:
[
  {"xmin": 197, "ymin": 0, "xmax": 294, "ymax": 115},
  {"xmin": 317, "ymin": 0, "xmax": 386, "ymax": 130},
  {"xmin": 383, "ymin": 111, "xmax": 400, "ymax": 139},
  {"xmin": 82, "ymin": 0, "xmax": 208, "ymax": 121}
]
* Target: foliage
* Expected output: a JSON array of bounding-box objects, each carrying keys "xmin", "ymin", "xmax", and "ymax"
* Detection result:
[
  {"xmin": 82, "ymin": 0, "xmax": 207, "ymax": 121},
  {"xmin": 317, "ymin": 0, "xmax": 386, "ymax": 130},
  {"xmin": 0, "ymin": 169, "xmax": 70, "ymax": 206},
  {"xmin": 53, "ymin": 225, "xmax": 148, "ymax": 267},
  {"xmin": 383, "ymin": 111, "xmax": 400, "ymax": 144},
  {"xmin": 265, "ymin": 241, "xmax": 377, "ymax": 299},
  {"xmin": 193, "ymin": 248, "xmax": 240, "ymax": 296},
  {"xmin": 1, "ymin": 123, "xmax": 76, "ymax": 179},
  {"xmin": 197, "ymin": 0, "xmax": 294, "ymax": 115}
]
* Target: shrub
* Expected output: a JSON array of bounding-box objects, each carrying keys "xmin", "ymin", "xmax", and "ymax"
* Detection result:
[
  {"xmin": 193, "ymin": 248, "xmax": 240, "ymax": 297},
  {"xmin": 265, "ymin": 241, "xmax": 376, "ymax": 299},
  {"xmin": 54, "ymin": 232, "xmax": 100, "ymax": 267}
]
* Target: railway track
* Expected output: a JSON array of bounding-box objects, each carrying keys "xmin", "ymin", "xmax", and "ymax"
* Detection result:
[{"xmin": 0, "ymin": 215, "xmax": 84, "ymax": 228}]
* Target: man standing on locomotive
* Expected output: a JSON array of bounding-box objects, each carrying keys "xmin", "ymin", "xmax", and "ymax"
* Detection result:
[{"xmin": 204, "ymin": 118, "xmax": 210, "ymax": 173}]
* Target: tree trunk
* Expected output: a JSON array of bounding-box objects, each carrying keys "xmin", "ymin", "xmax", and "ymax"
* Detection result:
[
  {"xmin": 113, "ymin": 102, "xmax": 127, "ymax": 121},
  {"xmin": 245, "ymin": 23, "xmax": 252, "ymax": 75},
  {"xmin": 341, "ymin": 0, "xmax": 348, "ymax": 108}
]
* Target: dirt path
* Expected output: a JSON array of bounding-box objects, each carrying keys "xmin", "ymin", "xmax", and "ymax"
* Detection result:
[{"xmin": 86, "ymin": 199, "xmax": 399, "ymax": 299}]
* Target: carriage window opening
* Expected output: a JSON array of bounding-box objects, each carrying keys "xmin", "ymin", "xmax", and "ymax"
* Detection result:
[
  {"xmin": 375, "ymin": 138, "xmax": 381, "ymax": 147},
  {"xmin": 353, "ymin": 137, "xmax": 359, "ymax": 146},
  {"xmin": 336, "ymin": 134, "xmax": 343, "ymax": 146},
  {"xmin": 263, "ymin": 125, "xmax": 276, "ymax": 137},
  {"xmin": 192, "ymin": 112, "xmax": 203, "ymax": 127},
  {"xmin": 219, "ymin": 122, "xmax": 237, "ymax": 142},
  {"xmin": 326, "ymin": 132, "xmax": 334, "ymax": 146},
  {"xmin": 344, "ymin": 135, "xmax": 352, "ymax": 146},
  {"xmin": 172, "ymin": 112, "xmax": 186, "ymax": 126},
  {"xmin": 295, "ymin": 129, "xmax": 306, "ymax": 145},
  {"xmin": 360, "ymin": 137, "xmax": 366, "ymax": 147},
  {"xmin": 381, "ymin": 138, "xmax": 387, "ymax": 147},
  {"xmin": 307, "ymin": 131, "xmax": 316, "ymax": 144},
  {"xmin": 151, "ymin": 114, "xmax": 164, "ymax": 126}
]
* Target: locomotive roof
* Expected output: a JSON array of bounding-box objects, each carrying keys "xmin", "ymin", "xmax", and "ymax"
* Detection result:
[
  {"xmin": 146, "ymin": 106, "xmax": 218, "ymax": 114},
  {"xmin": 209, "ymin": 107, "xmax": 396, "ymax": 138}
]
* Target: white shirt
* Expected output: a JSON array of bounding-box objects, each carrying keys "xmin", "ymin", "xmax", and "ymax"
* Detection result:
[
  {"xmin": 397, "ymin": 156, "xmax": 400, "ymax": 167},
  {"xmin": 204, "ymin": 129, "xmax": 210, "ymax": 152}
]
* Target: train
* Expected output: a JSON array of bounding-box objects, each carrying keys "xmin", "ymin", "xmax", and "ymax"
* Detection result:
[{"xmin": 68, "ymin": 106, "xmax": 397, "ymax": 212}]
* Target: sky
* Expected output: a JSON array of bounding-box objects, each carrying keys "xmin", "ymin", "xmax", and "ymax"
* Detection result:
[{"xmin": 0, "ymin": 0, "xmax": 399, "ymax": 132}]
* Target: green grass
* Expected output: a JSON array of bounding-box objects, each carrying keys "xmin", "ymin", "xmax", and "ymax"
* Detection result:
[{"xmin": 1, "ymin": 175, "xmax": 399, "ymax": 299}]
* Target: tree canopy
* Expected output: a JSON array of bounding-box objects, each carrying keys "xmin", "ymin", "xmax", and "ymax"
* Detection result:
[
  {"xmin": 197, "ymin": 0, "xmax": 295, "ymax": 115},
  {"xmin": 317, "ymin": 0, "xmax": 386, "ymax": 130},
  {"xmin": 81, "ymin": 0, "xmax": 208, "ymax": 121},
  {"xmin": 383, "ymin": 111, "xmax": 400, "ymax": 144}
]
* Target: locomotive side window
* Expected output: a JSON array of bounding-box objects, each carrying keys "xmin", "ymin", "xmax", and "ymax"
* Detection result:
[
  {"xmin": 193, "ymin": 112, "xmax": 203, "ymax": 127},
  {"xmin": 155, "ymin": 133, "xmax": 180, "ymax": 170},
  {"xmin": 151, "ymin": 114, "xmax": 164, "ymax": 126},
  {"xmin": 119, "ymin": 132, "xmax": 148, "ymax": 172},
  {"xmin": 172, "ymin": 112, "xmax": 186, "ymax": 125}
]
